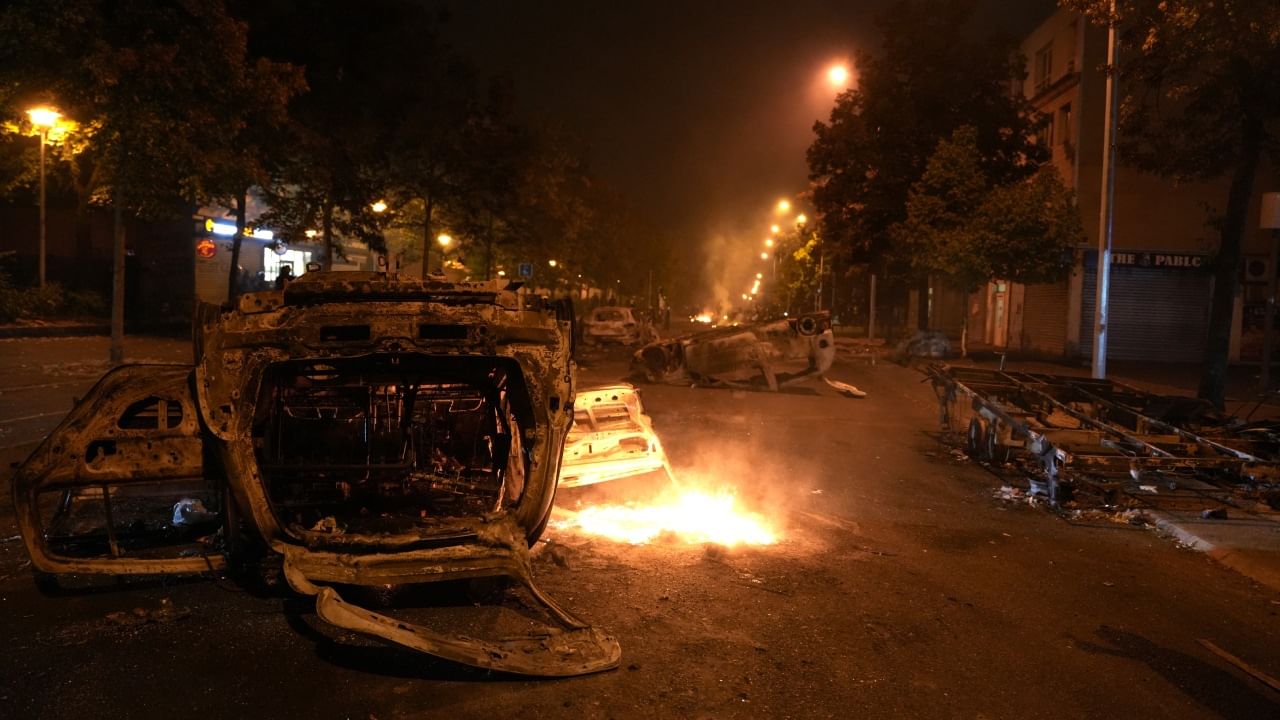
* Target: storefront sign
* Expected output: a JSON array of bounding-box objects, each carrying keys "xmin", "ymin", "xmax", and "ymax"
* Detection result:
[
  {"xmin": 195, "ymin": 237, "xmax": 217, "ymax": 258},
  {"xmin": 1108, "ymin": 252, "xmax": 1206, "ymax": 269}
]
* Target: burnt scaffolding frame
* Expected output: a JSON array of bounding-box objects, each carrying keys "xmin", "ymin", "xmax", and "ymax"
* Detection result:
[{"xmin": 927, "ymin": 364, "xmax": 1280, "ymax": 504}]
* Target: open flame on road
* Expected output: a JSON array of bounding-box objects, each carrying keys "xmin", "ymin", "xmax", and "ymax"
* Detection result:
[{"xmin": 554, "ymin": 487, "xmax": 779, "ymax": 547}]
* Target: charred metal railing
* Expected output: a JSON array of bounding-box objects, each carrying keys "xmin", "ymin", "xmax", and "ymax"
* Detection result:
[{"xmin": 927, "ymin": 364, "xmax": 1280, "ymax": 504}]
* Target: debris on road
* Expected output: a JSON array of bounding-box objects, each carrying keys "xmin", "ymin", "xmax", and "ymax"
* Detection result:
[
  {"xmin": 1200, "ymin": 507, "xmax": 1230, "ymax": 520},
  {"xmin": 105, "ymin": 598, "xmax": 191, "ymax": 626},
  {"xmin": 559, "ymin": 383, "xmax": 676, "ymax": 488},
  {"xmin": 929, "ymin": 364, "xmax": 1280, "ymax": 506}
]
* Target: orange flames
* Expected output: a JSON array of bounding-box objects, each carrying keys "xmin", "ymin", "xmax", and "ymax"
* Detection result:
[{"xmin": 554, "ymin": 487, "xmax": 779, "ymax": 547}]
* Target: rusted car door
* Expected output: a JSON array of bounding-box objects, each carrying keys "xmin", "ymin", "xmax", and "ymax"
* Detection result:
[{"xmin": 12, "ymin": 364, "xmax": 226, "ymax": 577}]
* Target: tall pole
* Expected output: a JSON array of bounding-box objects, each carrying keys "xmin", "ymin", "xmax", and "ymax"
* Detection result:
[
  {"xmin": 868, "ymin": 273, "xmax": 877, "ymax": 340},
  {"xmin": 37, "ymin": 129, "xmax": 47, "ymax": 288},
  {"xmin": 1264, "ymin": 229, "xmax": 1278, "ymax": 390},
  {"xmin": 1091, "ymin": 0, "xmax": 1119, "ymax": 379}
]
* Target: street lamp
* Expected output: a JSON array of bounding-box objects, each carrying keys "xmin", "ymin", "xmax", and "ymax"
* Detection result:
[
  {"xmin": 371, "ymin": 200, "xmax": 388, "ymax": 213},
  {"xmin": 776, "ymin": 199, "xmax": 791, "ymax": 213},
  {"xmin": 760, "ymin": 251, "xmax": 769, "ymax": 260},
  {"xmin": 548, "ymin": 259, "xmax": 558, "ymax": 267},
  {"xmin": 770, "ymin": 224, "xmax": 780, "ymax": 235},
  {"xmin": 827, "ymin": 64, "xmax": 850, "ymax": 89},
  {"xmin": 765, "ymin": 238, "xmax": 774, "ymax": 248},
  {"xmin": 436, "ymin": 233, "xmax": 452, "ymax": 247},
  {"xmin": 27, "ymin": 106, "xmax": 60, "ymax": 288},
  {"xmin": 796, "ymin": 213, "xmax": 807, "ymax": 226}
]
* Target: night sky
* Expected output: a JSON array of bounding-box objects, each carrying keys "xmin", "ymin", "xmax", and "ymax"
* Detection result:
[{"xmin": 439, "ymin": 0, "xmax": 1057, "ymax": 293}]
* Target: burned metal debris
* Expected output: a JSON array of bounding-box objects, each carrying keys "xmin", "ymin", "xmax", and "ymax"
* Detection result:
[
  {"xmin": 12, "ymin": 272, "xmax": 620, "ymax": 677},
  {"xmin": 928, "ymin": 364, "xmax": 1280, "ymax": 506},
  {"xmin": 559, "ymin": 383, "xmax": 675, "ymax": 489},
  {"xmin": 629, "ymin": 311, "xmax": 863, "ymax": 396}
]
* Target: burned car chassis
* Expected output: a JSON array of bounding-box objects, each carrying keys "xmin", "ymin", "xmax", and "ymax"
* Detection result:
[{"xmin": 12, "ymin": 273, "xmax": 620, "ymax": 677}]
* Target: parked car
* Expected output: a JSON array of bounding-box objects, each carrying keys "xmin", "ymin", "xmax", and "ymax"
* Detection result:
[{"xmin": 582, "ymin": 306, "xmax": 643, "ymax": 346}]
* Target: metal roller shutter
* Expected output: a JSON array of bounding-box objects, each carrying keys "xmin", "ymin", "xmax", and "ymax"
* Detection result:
[
  {"xmin": 1079, "ymin": 263, "xmax": 1211, "ymax": 362},
  {"xmin": 1021, "ymin": 280, "xmax": 1070, "ymax": 355}
]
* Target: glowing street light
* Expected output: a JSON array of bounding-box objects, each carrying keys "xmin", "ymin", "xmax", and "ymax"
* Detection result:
[
  {"xmin": 827, "ymin": 64, "xmax": 850, "ymax": 88},
  {"xmin": 776, "ymin": 199, "xmax": 791, "ymax": 213},
  {"xmin": 796, "ymin": 213, "xmax": 808, "ymax": 225},
  {"xmin": 765, "ymin": 238, "xmax": 775, "ymax": 248},
  {"xmin": 770, "ymin": 224, "xmax": 780, "ymax": 234},
  {"xmin": 437, "ymin": 233, "xmax": 453, "ymax": 247},
  {"xmin": 761, "ymin": 252, "xmax": 770, "ymax": 260},
  {"xmin": 548, "ymin": 259, "xmax": 558, "ymax": 267},
  {"xmin": 27, "ymin": 106, "xmax": 61, "ymax": 288},
  {"xmin": 371, "ymin": 200, "xmax": 388, "ymax": 213},
  {"xmin": 756, "ymin": 272, "xmax": 763, "ymax": 279}
]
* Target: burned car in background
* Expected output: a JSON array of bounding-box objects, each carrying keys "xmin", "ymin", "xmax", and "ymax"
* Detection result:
[
  {"xmin": 11, "ymin": 272, "xmax": 620, "ymax": 677},
  {"xmin": 581, "ymin": 305, "xmax": 646, "ymax": 346},
  {"xmin": 630, "ymin": 311, "xmax": 864, "ymax": 396}
]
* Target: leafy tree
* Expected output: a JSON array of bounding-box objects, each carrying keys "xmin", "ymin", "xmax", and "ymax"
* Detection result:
[
  {"xmin": 239, "ymin": 0, "xmax": 441, "ymax": 268},
  {"xmin": 893, "ymin": 126, "xmax": 1083, "ymax": 349},
  {"xmin": 0, "ymin": 0, "xmax": 304, "ymax": 361},
  {"xmin": 1062, "ymin": 0, "xmax": 1280, "ymax": 408},
  {"xmin": 806, "ymin": 0, "xmax": 1046, "ymax": 327},
  {"xmin": 894, "ymin": 127, "xmax": 1082, "ymax": 291}
]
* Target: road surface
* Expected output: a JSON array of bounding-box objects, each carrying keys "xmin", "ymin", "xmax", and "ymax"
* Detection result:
[{"xmin": 0, "ymin": 337, "xmax": 1276, "ymax": 718}]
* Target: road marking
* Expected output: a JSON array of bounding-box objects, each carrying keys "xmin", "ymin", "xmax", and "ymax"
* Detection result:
[{"xmin": 0, "ymin": 410, "xmax": 67, "ymax": 424}]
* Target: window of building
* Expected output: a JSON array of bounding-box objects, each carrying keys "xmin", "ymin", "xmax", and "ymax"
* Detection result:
[
  {"xmin": 263, "ymin": 247, "xmax": 313, "ymax": 281},
  {"xmin": 1034, "ymin": 43, "xmax": 1053, "ymax": 92},
  {"xmin": 1042, "ymin": 114, "xmax": 1054, "ymax": 148},
  {"xmin": 1058, "ymin": 103, "xmax": 1072, "ymax": 146}
]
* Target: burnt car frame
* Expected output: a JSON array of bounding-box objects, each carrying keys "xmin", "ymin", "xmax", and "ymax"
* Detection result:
[
  {"xmin": 12, "ymin": 272, "xmax": 620, "ymax": 677},
  {"xmin": 630, "ymin": 311, "xmax": 860, "ymax": 395}
]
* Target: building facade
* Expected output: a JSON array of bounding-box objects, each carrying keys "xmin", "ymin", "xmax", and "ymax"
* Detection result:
[{"xmin": 965, "ymin": 8, "xmax": 1276, "ymax": 364}]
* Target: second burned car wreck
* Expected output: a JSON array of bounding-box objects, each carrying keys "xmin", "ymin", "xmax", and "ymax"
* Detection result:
[
  {"xmin": 630, "ymin": 312, "xmax": 865, "ymax": 397},
  {"xmin": 11, "ymin": 272, "xmax": 620, "ymax": 677}
]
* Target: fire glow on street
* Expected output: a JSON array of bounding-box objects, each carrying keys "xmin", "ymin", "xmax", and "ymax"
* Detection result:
[{"xmin": 554, "ymin": 485, "xmax": 780, "ymax": 547}]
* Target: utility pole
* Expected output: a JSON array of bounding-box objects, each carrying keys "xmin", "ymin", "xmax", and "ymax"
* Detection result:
[
  {"xmin": 1092, "ymin": 0, "xmax": 1119, "ymax": 379},
  {"xmin": 868, "ymin": 273, "xmax": 877, "ymax": 340},
  {"xmin": 37, "ymin": 127, "xmax": 47, "ymax": 288}
]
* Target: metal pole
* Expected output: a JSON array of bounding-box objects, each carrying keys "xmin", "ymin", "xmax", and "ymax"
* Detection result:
[
  {"xmin": 868, "ymin": 273, "xmax": 877, "ymax": 340},
  {"xmin": 38, "ymin": 129, "xmax": 47, "ymax": 288},
  {"xmin": 1264, "ymin": 229, "xmax": 1278, "ymax": 390},
  {"xmin": 1091, "ymin": 0, "xmax": 1119, "ymax": 379}
]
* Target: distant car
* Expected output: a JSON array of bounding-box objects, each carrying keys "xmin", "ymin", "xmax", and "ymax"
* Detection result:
[{"xmin": 582, "ymin": 306, "xmax": 643, "ymax": 346}]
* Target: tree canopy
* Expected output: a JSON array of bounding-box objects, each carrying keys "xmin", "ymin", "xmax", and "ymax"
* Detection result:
[
  {"xmin": 807, "ymin": 0, "xmax": 1046, "ymax": 281},
  {"xmin": 893, "ymin": 126, "xmax": 1082, "ymax": 293}
]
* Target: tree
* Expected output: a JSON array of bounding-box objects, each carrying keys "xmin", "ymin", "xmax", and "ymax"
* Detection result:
[
  {"xmin": 0, "ymin": 0, "xmax": 302, "ymax": 361},
  {"xmin": 806, "ymin": 0, "xmax": 1046, "ymax": 327},
  {"xmin": 1062, "ymin": 0, "xmax": 1280, "ymax": 408},
  {"xmin": 893, "ymin": 126, "xmax": 1083, "ymax": 350}
]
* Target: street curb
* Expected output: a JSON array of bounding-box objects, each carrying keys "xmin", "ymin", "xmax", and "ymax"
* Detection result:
[
  {"xmin": 0, "ymin": 324, "xmax": 109, "ymax": 339},
  {"xmin": 1150, "ymin": 511, "xmax": 1280, "ymax": 594}
]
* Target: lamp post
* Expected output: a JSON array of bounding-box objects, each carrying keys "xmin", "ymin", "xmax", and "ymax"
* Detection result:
[{"xmin": 27, "ymin": 107, "xmax": 60, "ymax": 289}]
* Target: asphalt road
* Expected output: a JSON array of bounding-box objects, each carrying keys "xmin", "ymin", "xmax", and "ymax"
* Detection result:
[{"xmin": 0, "ymin": 337, "xmax": 1277, "ymax": 719}]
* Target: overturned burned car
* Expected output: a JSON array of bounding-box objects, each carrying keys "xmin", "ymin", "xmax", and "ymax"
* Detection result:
[
  {"xmin": 12, "ymin": 272, "xmax": 620, "ymax": 677},
  {"xmin": 630, "ymin": 311, "xmax": 863, "ymax": 396}
]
